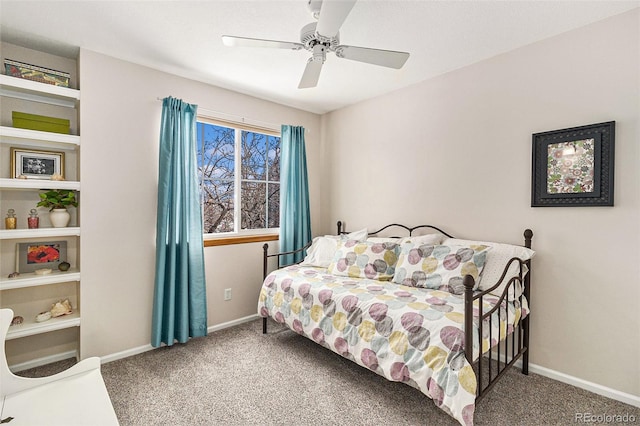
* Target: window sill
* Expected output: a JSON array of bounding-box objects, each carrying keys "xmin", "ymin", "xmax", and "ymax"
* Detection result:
[{"xmin": 204, "ymin": 234, "xmax": 279, "ymax": 247}]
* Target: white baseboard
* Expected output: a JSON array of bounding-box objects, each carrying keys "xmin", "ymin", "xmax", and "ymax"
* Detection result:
[
  {"xmin": 99, "ymin": 314, "xmax": 260, "ymax": 365},
  {"xmin": 99, "ymin": 342, "xmax": 154, "ymax": 364},
  {"xmin": 9, "ymin": 350, "xmax": 78, "ymax": 373},
  {"xmin": 527, "ymin": 362, "xmax": 640, "ymax": 408},
  {"xmin": 489, "ymin": 352, "xmax": 640, "ymax": 408},
  {"xmin": 207, "ymin": 314, "xmax": 258, "ymax": 333}
]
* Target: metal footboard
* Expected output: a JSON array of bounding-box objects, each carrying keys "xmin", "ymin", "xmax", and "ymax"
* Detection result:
[{"xmin": 463, "ymin": 229, "xmax": 533, "ymax": 399}]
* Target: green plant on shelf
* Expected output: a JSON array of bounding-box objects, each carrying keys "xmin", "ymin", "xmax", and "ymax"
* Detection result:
[{"xmin": 36, "ymin": 189, "xmax": 78, "ymax": 211}]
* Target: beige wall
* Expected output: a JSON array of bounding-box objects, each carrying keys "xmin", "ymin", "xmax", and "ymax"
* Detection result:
[
  {"xmin": 78, "ymin": 50, "xmax": 321, "ymax": 358},
  {"xmin": 321, "ymin": 9, "xmax": 639, "ymax": 397}
]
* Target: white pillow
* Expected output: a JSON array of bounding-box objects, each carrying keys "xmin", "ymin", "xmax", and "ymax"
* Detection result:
[
  {"xmin": 301, "ymin": 236, "xmax": 339, "ymax": 268},
  {"xmin": 301, "ymin": 228, "xmax": 368, "ymax": 268},
  {"xmin": 366, "ymin": 237, "xmax": 399, "ymax": 244},
  {"xmin": 367, "ymin": 234, "xmax": 443, "ymax": 245},
  {"xmin": 344, "ymin": 227, "xmax": 368, "ymax": 242},
  {"xmin": 398, "ymin": 233, "xmax": 443, "ymax": 245},
  {"xmin": 442, "ymin": 237, "xmax": 535, "ymax": 297}
]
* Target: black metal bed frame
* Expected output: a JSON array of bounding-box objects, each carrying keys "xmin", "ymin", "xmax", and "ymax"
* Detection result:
[{"xmin": 261, "ymin": 221, "xmax": 533, "ymax": 400}]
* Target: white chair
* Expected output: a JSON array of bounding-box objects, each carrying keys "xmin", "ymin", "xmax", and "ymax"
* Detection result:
[{"xmin": 1, "ymin": 308, "xmax": 119, "ymax": 425}]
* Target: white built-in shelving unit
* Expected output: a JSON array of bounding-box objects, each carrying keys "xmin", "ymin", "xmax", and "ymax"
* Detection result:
[{"xmin": 0, "ymin": 72, "xmax": 82, "ymax": 358}]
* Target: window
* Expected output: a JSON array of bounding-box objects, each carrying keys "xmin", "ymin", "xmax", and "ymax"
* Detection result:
[{"xmin": 197, "ymin": 118, "xmax": 280, "ymax": 235}]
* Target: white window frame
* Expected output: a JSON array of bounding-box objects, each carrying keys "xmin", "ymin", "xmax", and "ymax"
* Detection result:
[{"xmin": 197, "ymin": 115, "xmax": 281, "ymax": 239}]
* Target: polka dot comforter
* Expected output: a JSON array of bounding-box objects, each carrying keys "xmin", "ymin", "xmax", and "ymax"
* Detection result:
[{"xmin": 258, "ymin": 264, "xmax": 529, "ymax": 426}]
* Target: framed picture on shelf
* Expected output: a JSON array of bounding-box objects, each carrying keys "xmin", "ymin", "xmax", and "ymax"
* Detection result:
[
  {"xmin": 4, "ymin": 58, "xmax": 71, "ymax": 87},
  {"xmin": 10, "ymin": 148, "xmax": 65, "ymax": 180},
  {"xmin": 531, "ymin": 121, "xmax": 615, "ymax": 207},
  {"xmin": 16, "ymin": 241, "xmax": 67, "ymax": 273}
]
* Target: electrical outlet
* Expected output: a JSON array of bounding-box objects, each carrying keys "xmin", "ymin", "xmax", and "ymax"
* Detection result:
[{"xmin": 224, "ymin": 288, "xmax": 232, "ymax": 301}]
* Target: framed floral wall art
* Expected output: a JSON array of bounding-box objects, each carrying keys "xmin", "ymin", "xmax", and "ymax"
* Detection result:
[
  {"xmin": 531, "ymin": 121, "xmax": 615, "ymax": 207},
  {"xmin": 16, "ymin": 241, "xmax": 67, "ymax": 273}
]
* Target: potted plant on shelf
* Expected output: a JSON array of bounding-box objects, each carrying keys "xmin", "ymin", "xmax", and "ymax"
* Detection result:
[{"xmin": 36, "ymin": 189, "xmax": 78, "ymax": 228}]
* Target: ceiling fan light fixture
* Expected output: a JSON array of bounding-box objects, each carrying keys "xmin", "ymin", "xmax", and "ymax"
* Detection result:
[{"xmin": 311, "ymin": 43, "xmax": 327, "ymax": 63}]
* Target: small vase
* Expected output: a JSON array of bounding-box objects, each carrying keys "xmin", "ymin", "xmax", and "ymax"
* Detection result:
[
  {"xmin": 5, "ymin": 208, "xmax": 16, "ymax": 229},
  {"xmin": 49, "ymin": 208, "xmax": 70, "ymax": 228},
  {"xmin": 28, "ymin": 208, "xmax": 39, "ymax": 229}
]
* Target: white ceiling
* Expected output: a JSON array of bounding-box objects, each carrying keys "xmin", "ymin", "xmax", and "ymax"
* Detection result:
[{"xmin": 1, "ymin": 1, "xmax": 638, "ymax": 114}]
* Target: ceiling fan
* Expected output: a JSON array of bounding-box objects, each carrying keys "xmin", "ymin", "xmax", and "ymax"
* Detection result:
[{"xmin": 222, "ymin": 0, "xmax": 410, "ymax": 89}]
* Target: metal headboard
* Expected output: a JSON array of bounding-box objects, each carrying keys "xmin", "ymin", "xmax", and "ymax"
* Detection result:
[{"xmin": 337, "ymin": 220, "xmax": 455, "ymax": 239}]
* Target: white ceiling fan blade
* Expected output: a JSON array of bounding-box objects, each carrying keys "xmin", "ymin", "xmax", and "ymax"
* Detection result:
[
  {"xmin": 298, "ymin": 59, "xmax": 324, "ymax": 89},
  {"xmin": 315, "ymin": 0, "xmax": 357, "ymax": 38},
  {"xmin": 222, "ymin": 35, "xmax": 303, "ymax": 50},
  {"xmin": 335, "ymin": 45, "xmax": 410, "ymax": 69}
]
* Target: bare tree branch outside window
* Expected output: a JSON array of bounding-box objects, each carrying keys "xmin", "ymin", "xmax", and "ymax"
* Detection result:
[{"xmin": 197, "ymin": 122, "xmax": 280, "ymax": 234}]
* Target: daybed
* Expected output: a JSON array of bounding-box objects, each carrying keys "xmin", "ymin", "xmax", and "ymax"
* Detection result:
[{"xmin": 258, "ymin": 222, "xmax": 534, "ymax": 426}]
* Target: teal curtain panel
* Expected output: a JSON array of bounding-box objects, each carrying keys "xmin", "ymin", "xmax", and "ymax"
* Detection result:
[
  {"xmin": 152, "ymin": 97, "xmax": 207, "ymax": 347},
  {"xmin": 279, "ymin": 125, "xmax": 312, "ymax": 266}
]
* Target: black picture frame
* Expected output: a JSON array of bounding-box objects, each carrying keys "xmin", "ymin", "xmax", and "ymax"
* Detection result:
[{"xmin": 531, "ymin": 121, "xmax": 615, "ymax": 207}]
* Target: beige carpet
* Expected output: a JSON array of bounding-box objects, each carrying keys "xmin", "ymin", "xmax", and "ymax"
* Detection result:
[{"xmin": 20, "ymin": 319, "xmax": 640, "ymax": 425}]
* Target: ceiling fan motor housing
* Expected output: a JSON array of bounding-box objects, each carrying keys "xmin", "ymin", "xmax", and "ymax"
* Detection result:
[{"xmin": 300, "ymin": 22, "xmax": 339, "ymax": 52}]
